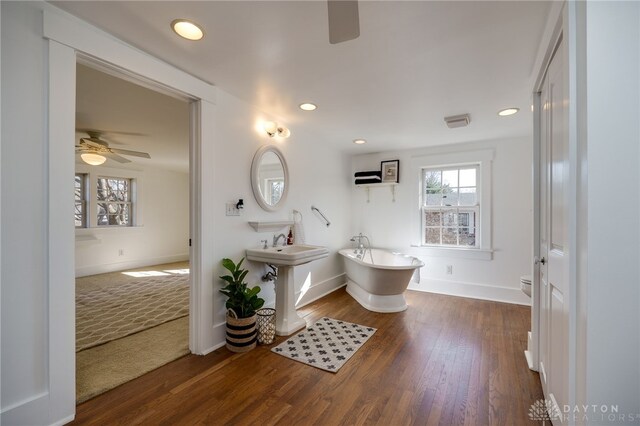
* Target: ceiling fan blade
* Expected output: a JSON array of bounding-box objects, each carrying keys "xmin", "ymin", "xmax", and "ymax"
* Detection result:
[
  {"xmin": 102, "ymin": 152, "xmax": 131, "ymax": 163},
  {"xmin": 76, "ymin": 128, "xmax": 146, "ymax": 137},
  {"xmin": 328, "ymin": 0, "xmax": 360, "ymax": 44},
  {"xmin": 110, "ymin": 148, "xmax": 151, "ymax": 159},
  {"xmin": 80, "ymin": 139, "xmax": 106, "ymax": 149}
]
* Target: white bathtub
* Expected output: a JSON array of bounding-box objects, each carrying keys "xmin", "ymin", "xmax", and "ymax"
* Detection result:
[{"xmin": 339, "ymin": 248, "xmax": 424, "ymax": 313}]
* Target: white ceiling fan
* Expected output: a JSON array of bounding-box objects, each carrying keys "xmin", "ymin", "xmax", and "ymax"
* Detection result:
[
  {"xmin": 75, "ymin": 131, "xmax": 151, "ymax": 165},
  {"xmin": 328, "ymin": 1, "xmax": 360, "ymax": 44}
]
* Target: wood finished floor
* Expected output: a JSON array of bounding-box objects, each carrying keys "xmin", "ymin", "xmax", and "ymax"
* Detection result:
[{"xmin": 73, "ymin": 289, "xmax": 543, "ymax": 425}]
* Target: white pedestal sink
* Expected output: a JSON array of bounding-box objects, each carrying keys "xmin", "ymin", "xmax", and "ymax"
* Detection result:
[{"xmin": 246, "ymin": 244, "xmax": 329, "ymax": 336}]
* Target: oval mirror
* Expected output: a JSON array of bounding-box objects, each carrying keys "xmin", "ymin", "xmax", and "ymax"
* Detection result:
[{"xmin": 250, "ymin": 145, "xmax": 289, "ymax": 212}]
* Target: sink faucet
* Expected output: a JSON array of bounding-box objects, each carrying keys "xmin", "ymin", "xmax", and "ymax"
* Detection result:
[{"xmin": 273, "ymin": 233, "xmax": 287, "ymax": 247}]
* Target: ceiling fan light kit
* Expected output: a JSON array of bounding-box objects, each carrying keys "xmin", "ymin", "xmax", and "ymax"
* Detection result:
[
  {"xmin": 444, "ymin": 114, "xmax": 471, "ymax": 128},
  {"xmin": 80, "ymin": 153, "xmax": 107, "ymax": 166},
  {"xmin": 76, "ymin": 131, "xmax": 151, "ymax": 165}
]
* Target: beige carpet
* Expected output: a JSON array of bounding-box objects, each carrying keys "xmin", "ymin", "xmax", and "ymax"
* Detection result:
[
  {"xmin": 76, "ymin": 262, "xmax": 189, "ymax": 351},
  {"xmin": 76, "ymin": 262, "xmax": 190, "ymax": 403},
  {"xmin": 76, "ymin": 316, "xmax": 189, "ymax": 404}
]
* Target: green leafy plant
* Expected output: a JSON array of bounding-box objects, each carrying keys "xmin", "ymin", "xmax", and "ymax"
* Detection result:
[{"xmin": 219, "ymin": 257, "xmax": 265, "ymax": 318}]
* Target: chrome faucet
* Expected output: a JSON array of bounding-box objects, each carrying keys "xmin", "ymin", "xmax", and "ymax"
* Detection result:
[
  {"xmin": 350, "ymin": 233, "xmax": 371, "ymax": 259},
  {"xmin": 273, "ymin": 233, "xmax": 287, "ymax": 247}
]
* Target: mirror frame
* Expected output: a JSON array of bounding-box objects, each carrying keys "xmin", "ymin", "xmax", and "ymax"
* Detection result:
[{"xmin": 250, "ymin": 145, "xmax": 289, "ymax": 212}]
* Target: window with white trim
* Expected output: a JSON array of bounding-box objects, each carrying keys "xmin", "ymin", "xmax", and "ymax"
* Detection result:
[
  {"xmin": 421, "ymin": 165, "xmax": 479, "ymax": 248},
  {"xmin": 265, "ymin": 178, "xmax": 284, "ymax": 206},
  {"xmin": 96, "ymin": 176, "xmax": 133, "ymax": 226},
  {"xmin": 75, "ymin": 173, "xmax": 87, "ymax": 228}
]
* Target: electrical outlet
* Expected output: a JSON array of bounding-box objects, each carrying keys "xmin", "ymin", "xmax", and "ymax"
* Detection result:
[
  {"xmin": 118, "ymin": 249, "xmax": 124, "ymax": 257},
  {"xmin": 446, "ymin": 265, "xmax": 453, "ymax": 275},
  {"xmin": 226, "ymin": 203, "xmax": 240, "ymax": 216}
]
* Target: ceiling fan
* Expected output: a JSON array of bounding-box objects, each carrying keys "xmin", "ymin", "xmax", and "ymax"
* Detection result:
[
  {"xmin": 75, "ymin": 131, "xmax": 151, "ymax": 165},
  {"xmin": 328, "ymin": 1, "xmax": 360, "ymax": 44}
]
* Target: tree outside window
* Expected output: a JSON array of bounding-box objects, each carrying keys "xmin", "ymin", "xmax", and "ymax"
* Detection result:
[{"xmin": 96, "ymin": 177, "xmax": 133, "ymax": 226}]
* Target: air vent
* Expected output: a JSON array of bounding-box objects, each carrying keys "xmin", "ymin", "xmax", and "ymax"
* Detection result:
[{"xmin": 444, "ymin": 114, "xmax": 471, "ymax": 128}]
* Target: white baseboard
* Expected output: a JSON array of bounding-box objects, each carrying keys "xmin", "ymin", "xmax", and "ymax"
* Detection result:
[
  {"xmin": 408, "ymin": 278, "xmax": 532, "ymax": 306},
  {"xmin": 0, "ymin": 392, "xmax": 74, "ymax": 426},
  {"xmin": 296, "ymin": 273, "xmax": 347, "ymax": 308},
  {"xmin": 75, "ymin": 253, "xmax": 189, "ymax": 277},
  {"xmin": 196, "ymin": 321, "xmax": 227, "ymax": 356}
]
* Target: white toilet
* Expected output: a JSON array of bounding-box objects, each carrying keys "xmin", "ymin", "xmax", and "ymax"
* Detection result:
[{"xmin": 520, "ymin": 275, "xmax": 532, "ymax": 297}]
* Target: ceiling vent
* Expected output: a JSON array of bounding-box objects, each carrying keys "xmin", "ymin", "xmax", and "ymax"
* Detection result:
[{"xmin": 444, "ymin": 114, "xmax": 471, "ymax": 128}]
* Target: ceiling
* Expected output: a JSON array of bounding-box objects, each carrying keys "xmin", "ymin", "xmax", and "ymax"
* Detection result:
[
  {"xmin": 76, "ymin": 64, "xmax": 190, "ymax": 172},
  {"xmin": 58, "ymin": 1, "xmax": 551, "ymax": 154}
]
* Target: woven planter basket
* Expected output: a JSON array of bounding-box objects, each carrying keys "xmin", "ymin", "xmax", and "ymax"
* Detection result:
[{"xmin": 225, "ymin": 310, "xmax": 257, "ymax": 353}]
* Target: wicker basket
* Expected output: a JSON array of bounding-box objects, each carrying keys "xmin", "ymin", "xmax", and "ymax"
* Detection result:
[
  {"xmin": 225, "ymin": 310, "xmax": 257, "ymax": 353},
  {"xmin": 256, "ymin": 308, "xmax": 277, "ymax": 345}
]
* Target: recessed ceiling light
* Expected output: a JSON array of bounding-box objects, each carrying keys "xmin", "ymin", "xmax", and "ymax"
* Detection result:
[
  {"xmin": 299, "ymin": 103, "xmax": 317, "ymax": 111},
  {"xmin": 171, "ymin": 19, "xmax": 204, "ymax": 41},
  {"xmin": 353, "ymin": 139, "xmax": 366, "ymax": 145},
  {"xmin": 498, "ymin": 107, "xmax": 519, "ymax": 116}
]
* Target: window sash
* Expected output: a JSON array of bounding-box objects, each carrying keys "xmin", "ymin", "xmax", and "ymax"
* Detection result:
[
  {"xmin": 75, "ymin": 173, "xmax": 86, "ymax": 228},
  {"xmin": 96, "ymin": 177, "xmax": 133, "ymax": 227},
  {"xmin": 422, "ymin": 165, "xmax": 479, "ymax": 208},
  {"xmin": 421, "ymin": 206, "xmax": 480, "ymax": 248}
]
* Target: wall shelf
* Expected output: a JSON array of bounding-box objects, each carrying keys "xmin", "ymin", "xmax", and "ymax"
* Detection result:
[
  {"xmin": 356, "ymin": 183, "xmax": 397, "ymax": 203},
  {"xmin": 248, "ymin": 221, "xmax": 294, "ymax": 232}
]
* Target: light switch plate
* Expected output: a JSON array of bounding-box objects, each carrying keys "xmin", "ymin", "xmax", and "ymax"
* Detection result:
[{"xmin": 226, "ymin": 203, "xmax": 240, "ymax": 216}]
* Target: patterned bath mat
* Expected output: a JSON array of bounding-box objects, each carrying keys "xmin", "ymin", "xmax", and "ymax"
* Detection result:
[{"xmin": 271, "ymin": 317, "xmax": 376, "ymax": 373}]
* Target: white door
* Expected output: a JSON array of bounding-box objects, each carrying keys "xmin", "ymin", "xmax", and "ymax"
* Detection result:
[{"xmin": 539, "ymin": 35, "xmax": 569, "ymax": 421}]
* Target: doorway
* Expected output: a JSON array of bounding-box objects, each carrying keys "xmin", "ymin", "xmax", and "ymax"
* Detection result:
[
  {"xmin": 74, "ymin": 62, "xmax": 192, "ymax": 402},
  {"xmin": 45, "ymin": 11, "xmax": 216, "ymax": 417}
]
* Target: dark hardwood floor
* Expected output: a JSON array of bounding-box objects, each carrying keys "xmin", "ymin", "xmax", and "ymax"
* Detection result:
[{"xmin": 73, "ymin": 289, "xmax": 543, "ymax": 425}]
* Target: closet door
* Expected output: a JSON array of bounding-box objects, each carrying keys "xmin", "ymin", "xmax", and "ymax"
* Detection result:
[{"xmin": 539, "ymin": 35, "xmax": 569, "ymax": 421}]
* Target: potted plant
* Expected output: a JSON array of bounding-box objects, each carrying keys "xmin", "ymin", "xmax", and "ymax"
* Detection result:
[{"xmin": 219, "ymin": 257, "xmax": 265, "ymax": 352}]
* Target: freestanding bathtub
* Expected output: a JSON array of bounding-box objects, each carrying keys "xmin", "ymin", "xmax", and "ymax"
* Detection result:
[{"xmin": 339, "ymin": 248, "xmax": 425, "ymax": 313}]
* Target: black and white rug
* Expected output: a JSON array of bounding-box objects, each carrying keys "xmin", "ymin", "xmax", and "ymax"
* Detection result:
[{"xmin": 271, "ymin": 317, "xmax": 376, "ymax": 373}]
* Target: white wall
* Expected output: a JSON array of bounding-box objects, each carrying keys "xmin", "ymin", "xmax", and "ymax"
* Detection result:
[
  {"xmin": 210, "ymin": 88, "xmax": 351, "ymax": 323},
  {"xmin": 351, "ymin": 137, "xmax": 533, "ymax": 305},
  {"xmin": 75, "ymin": 164, "xmax": 189, "ymax": 277},
  {"xmin": 581, "ymin": 1, "xmax": 640, "ymax": 418}
]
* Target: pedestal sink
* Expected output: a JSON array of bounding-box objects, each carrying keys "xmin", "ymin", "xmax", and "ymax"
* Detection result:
[{"xmin": 246, "ymin": 244, "xmax": 329, "ymax": 336}]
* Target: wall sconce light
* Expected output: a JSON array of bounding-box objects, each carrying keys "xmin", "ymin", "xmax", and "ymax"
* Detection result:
[
  {"xmin": 80, "ymin": 153, "xmax": 107, "ymax": 165},
  {"xmin": 263, "ymin": 121, "xmax": 291, "ymax": 138}
]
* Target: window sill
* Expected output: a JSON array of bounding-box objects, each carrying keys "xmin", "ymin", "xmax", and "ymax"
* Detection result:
[
  {"xmin": 409, "ymin": 245, "xmax": 493, "ymax": 260},
  {"xmin": 76, "ymin": 226, "xmax": 144, "ymax": 239}
]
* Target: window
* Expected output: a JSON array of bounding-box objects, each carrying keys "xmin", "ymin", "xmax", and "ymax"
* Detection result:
[
  {"xmin": 421, "ymin": 165, "xmax": 479, "ymax": 248},
  {"xmin": 265, "ymin": 178, "xmax": 284, "ymax": 205},
  {"xmin": 96, "ymin": 177, "xmax": 133, "ymax": 226},
  {"xmin": 75, "ymin": 173, "xmax": 87, "ymax": 228}
]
